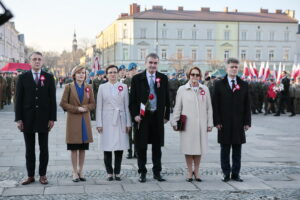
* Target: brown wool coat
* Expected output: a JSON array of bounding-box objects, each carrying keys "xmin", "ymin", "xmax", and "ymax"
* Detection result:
[{"xmin": 60, "ymin": 83, "xmax": 95, "ymax": 144}]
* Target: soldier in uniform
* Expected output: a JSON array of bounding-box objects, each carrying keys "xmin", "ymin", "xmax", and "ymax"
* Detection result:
[
  {"xmin": 87, "ymin": 72, "xmax": 95, "ymax": 84},
  {"xmin": 168, "ymin": 73, "xmax": 180, "ymax": 113},
  {"xmin": 124, "ymin": 63, "xmax": 138, "ymax": 159},
  {"xmin": 91, "ymin": 70, "xmax": 106, "ymax": 120},
  {"xmin": 118, "ymin": 65, "xmax": 126, "ymax": 83},
  {"xmin": 5, "ymin": 72, "xmax": 13, "ymax": 105},
  {"xmin": 256, "ymin": 80, "xmax": 265, "ymax": 113},
  {"xmin": 0, "ymin": 72, "xmax": 7, "ymax": 109},
  {"xmin": 179, "ymin": 73, "xmax": 188, "ymax": 86},
  {"xmin": 249, "ymin": 79, "xmax": 259, "ymax": 114}
]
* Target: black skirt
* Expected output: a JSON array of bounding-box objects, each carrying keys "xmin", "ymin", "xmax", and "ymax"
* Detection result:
[{"xmin": 67, "ymin": 143, "xmax": 89, "ymax": 150}]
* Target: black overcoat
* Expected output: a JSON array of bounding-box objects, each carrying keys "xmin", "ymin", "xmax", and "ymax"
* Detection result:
[
  {"xmin": 15, "ymin": 70, "xmax": 57, "ymax": 133},
  {"xmin": 212, "ymin": 75, "xmax": 251, "ymax": 144},
  {"xmin": 129, "ymin": 70, "xmax": 170, "ymax": 148}
]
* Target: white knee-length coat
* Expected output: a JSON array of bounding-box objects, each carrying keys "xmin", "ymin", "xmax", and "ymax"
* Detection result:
[
  {"xmin": 96, "ymin": 82, "xmax": 131, "ymax": 151},
  {"xmin": 171, "ymin": 82, "xmax": 213, "ymax": 155}
]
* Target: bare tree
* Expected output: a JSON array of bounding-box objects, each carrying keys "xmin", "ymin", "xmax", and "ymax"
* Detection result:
[{"xmin": 168, "ymin": 54, "xmax": 195, "ymax": 73}]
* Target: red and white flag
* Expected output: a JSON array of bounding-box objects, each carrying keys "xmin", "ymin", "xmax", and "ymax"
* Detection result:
[
  {"xmin": 242, "ymin": 61, "xmax": 250, "ymax": 78},
  {"xmin": 291, "ymin": 64, "xmax": 296, "ymax": 80},
  {"xmin": 272, "ymin": 63, "xmax": 277, "ymax": 80},
  {"xmin": 258, "ymin": 62, "xmax": 265, "ymax": 78},
  {"xmin": 140, "ymin": 103, "xmax": 146, "ymax": 116},
  {"xmin": 249, "ymin": 62, "xmax": 256, "ymax": 79},
  {"xmin": 92, "ymin": 57, "xmax": 101, "ymax": 73},
  {"xmin": 276, "ymin": 63, "xmax": 282, "ymax": 84},
  {"xmin": 252, "ymin": 62, "xmax": 259, "ymax": 77},
  {"xmin": 262, "ymin": 62, "xmax": 270, "ymax": 82}
]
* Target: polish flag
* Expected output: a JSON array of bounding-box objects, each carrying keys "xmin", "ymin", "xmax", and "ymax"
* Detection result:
[
  {"xmin": 291, "ymin": 64, "xmax": 296, "ymax": 80},
  {"xmin": 92, "ymin": 57, "xmax": 101, "ymax": 72},
  {"xmin": 276, "ymin": 63, "xmax": 282, "ymax": 84},
  {"xmin": 258, "ymin": 62, "xmax": 265, "ymax": 78},
  {"xmin": 252, "ymin": 62, "xmax": 259, "ymax": 77},
  {"xmin": 140, "ymin": 103, "xmax": 146, "ymax": 116},
  {"xmin": 249, "ymin": 62, "xmax": 256, "ymax": 78},
  {"xmin": 294, "ymin": 64, "xmax": 300, "ymax": 79},
  {"xmin": 242, "ymin": 61, "xmax": 250, "ymax": 78},
  {"xmin": 272, "ymin": 63, "xmax": 277, "ymax": 80},
  {"xmin": 262, "ymin": 62, "xmax": 270, "ymax": 81}
]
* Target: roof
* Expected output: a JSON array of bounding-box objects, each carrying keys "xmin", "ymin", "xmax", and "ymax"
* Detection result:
[
  {"xmin": 0, "ymin": 63, "xmax": 31, "ymax": 72},
  {"xmin": 119, "ymin": 10, "xmax": 298, "ymax": 23}
]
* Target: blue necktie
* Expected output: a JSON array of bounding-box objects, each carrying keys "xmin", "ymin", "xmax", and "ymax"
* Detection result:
[{"xmin": 149, "ymin": 75, "xmax": 157, "ymax": 111}]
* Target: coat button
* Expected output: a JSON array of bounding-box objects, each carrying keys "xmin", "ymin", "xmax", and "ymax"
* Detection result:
[
  {"xmin": 35, "ymin": 97, "xmax": 38, "ymax": 100},
  {"xmin": 36, "ymin": 105, "xmax": 39, "ymax": 108},
  {"xmin": 36, "ymin": 88, "xmax": 38, "ymax": 91}
]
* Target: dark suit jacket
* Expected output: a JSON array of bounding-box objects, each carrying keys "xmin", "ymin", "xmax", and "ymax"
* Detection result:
[
  {"xmin": 212, "ymin": 75, "xmax": 251, "ymax": 144},
  {"xmin": 129, "ymin": 70, "xmax": 170, "ymax": 148},
  {"xmin": 15, "ymin": 70, "xmax": 57, "ymax": 133},
  {"xmin": 281, "ymin": 77, "xmax": 290, "ymax": 96}
]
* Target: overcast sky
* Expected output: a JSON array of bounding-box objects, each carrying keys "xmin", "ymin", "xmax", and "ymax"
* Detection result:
[{"xmin": 4, "ymin": 0, "xmax": 300, "ymax": 53}]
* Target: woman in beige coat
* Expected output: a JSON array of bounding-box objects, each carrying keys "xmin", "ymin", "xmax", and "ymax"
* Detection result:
[
  {"xmin": 60, "ymin": 66, "xmax": 95, "ymax": 182},
  {"xmin": 171, "ymin": 67, "xmax": 213, "ymax": 182}
]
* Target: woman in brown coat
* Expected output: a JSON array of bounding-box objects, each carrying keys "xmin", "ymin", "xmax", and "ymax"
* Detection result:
[{"xmin": 60, "ymin": 66, "xmax": 95, "ymax": 182}]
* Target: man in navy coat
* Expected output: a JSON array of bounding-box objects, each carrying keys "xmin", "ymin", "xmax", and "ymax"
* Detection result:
[
  {"xmin": 15, "ymin": 52, "xmax": 57, "ymax": 185},
  {"xmin": 213, "ymin": 58, "xmax": 251, "ymax": 182}
]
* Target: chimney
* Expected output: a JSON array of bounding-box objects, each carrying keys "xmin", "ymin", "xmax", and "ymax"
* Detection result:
[
  {"xmin": 224, "ymin": 7, "xmax": 228, "ymax": 13},
  {"xmin": 130, "ymin": 3, "xmax": 140, "ymax": 16},
  {"xmin": 119, "ymin": 13, "xmax": 129, "ymax": 18},
  {"xmin": 178, "ymin": 6, "xmax": 183, "ymax": 11},
  {"xmin": 285, "ymin": 9, "xmax": 295, "ymax": 19},
  {"xmin": 201, "ymin": 7, "xmax": 210, "ymax": 12},
  {"xmin": 233, "ymin": 9, "xmax": 238, "ymax": 13},
  {"xmin": 152, "ymin": 6, "xmax": 163, "ymax": 11},
  {"xmin": 275, "ymin": 9, "xmax": 282, "ymax": 14},
  {"xmin": 260, "ymin": 8, "xmax": 268, "ymax": 13}
]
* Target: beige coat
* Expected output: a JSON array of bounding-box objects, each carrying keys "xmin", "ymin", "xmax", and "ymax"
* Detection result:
[
  {"xmin": 60, "ymin": 83, "xmax": 95, "ymax": 144},
  {"xmin": 171, "ymin": 82, "xmax": 213, "ymax": 155}
]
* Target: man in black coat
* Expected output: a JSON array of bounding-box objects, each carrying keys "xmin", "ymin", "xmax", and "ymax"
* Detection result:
[
  {"xmin": 129, "ymin": 53, "xmax": 170, "ymax": 183},
  {"xmin": 212, "ymin": 58, "xmax": 251, "ymax": 182},
  {"xmin": 274, "ymin": 71, "xmax": 291, "ymax": 116},
  {"xmin": 15, "ymin": 52, "xmax": 57, "ymax": 185}
]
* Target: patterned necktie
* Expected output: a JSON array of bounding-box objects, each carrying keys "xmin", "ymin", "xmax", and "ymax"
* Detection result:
[
  {"xmin": 149, "ymin": 75, "xmax": 157, "ymax": 110},
  {"xmin": 231, "ymin": 80, "xmax": 235, "ymax": 91},
  {"xmin": 34, "ymin": 73, "xmax": 39, "ymax": 85}
]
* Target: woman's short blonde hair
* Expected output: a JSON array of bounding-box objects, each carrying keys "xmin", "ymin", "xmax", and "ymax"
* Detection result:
[{"xmin": 71, "ymin": 66, "xmax": 86, "ymax": 80}]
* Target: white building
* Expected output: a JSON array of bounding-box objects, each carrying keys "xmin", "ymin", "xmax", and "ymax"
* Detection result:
[
  {"xmin": 96, "ymin": 4, "xmax": 299, "ymax": 72},
  {"xmin": 0, "ymin": 22, "xmax": 25, "ymax": 68}
]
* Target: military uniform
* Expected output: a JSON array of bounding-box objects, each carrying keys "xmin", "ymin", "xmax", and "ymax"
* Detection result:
[
  {"xmin": 168, "ymin": 78, "xmax": 180, "ymax": 111},
  {"xmin": 5, "ymin": 75, "xmax": 13, "ymax": 105},
  {"xmin": 0, "ymin": 74, "xmax": 7, "ymax": 109},
  {"xmin": 249, "ymin": 81, "xmax": 259, "ymax": 114}
]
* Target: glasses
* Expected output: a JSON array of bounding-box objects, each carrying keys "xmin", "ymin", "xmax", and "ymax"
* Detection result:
[
  {"xmin": 108, "ymin": 71, "xmax": 118, "ymax": 74},
  {"xmin": 230, "ymin": 66, "xmax": 238, "ymax": 69},
  {"xmin": 32, "ymin": 58, "xmax": 42, "ymax": 61},
  {"xmin": 149, "ymin": 61, "xmax": 158, "ymax": 65},
  {"xmin": 190, "ymin": 73, "xmax": 200, "ymax": 77}
]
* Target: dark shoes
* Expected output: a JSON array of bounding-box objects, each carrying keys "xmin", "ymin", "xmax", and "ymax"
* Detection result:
[
  {"xmin": 21, "ymin": 177, "xmax": 35, "ymax": 185},
  {"xmin": 192, "ymin": 172, "xmax": 202, "ymax": 182},
  {"xmin": 114, "ymin": 175, "xmax": 121, "ymax": 181},
  {"xmin": 78, "ymin": 173, "xmax": 86, "ymax": 182},
  {"xmin": 222, "ymin": 175, "xmax": 230, "ymax": 182},
  {"xmin": 39, "ymin": 176, "xmax": 48, "ymax": 185},
  {"xmin": 289, "ymin": 113, "xmax": 296, "ymax": 117},
  {"xmin": 139, "ymin": 173, "xmax": 146, "ymax": 183},
  {"xmin": 231, "ymin": 175, "xmax": 243, "ymax": 182},
  {"xmin": 126, "ymin": 153, "xmax": 133, "ymax": 159},
  {"xmin": 107, "ymin": 176, "xmax": 113, "ymax": 181},
  {"xmin": 274, "ymin": 113, "xmax": 280, "ymax": 116},
  {"xmin": 153, "ymin": 174, "xmax": 166, "ymax": 182}
]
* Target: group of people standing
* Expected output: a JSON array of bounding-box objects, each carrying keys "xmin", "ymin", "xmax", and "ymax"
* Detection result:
[{"xmin": 15, "ymin": 51, "xmax": 251, "ymax": 186}]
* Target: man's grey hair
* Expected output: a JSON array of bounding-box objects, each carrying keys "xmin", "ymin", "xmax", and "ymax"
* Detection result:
[
  {"xmin": 226, "ymin": 58, "xmax": 239, "ymax": 65},
  {"xmin": 145, "ymin": 53, "xmax": 159, "ymax": 63},
  {"xmin": 29, "ymin": 51, "xmax": 43, "ymax": 59}
]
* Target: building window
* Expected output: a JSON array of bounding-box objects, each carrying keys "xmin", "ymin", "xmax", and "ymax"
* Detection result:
[
  {"xmin": 206, "ymin": 49, "xmax": 212, "ymax": 60},
  {"xmin": 207, "ymin": 30, "xmax": 212, "ymax": 40},
  {"xmin": 161, "ymin": 49, "xmax": 167, "ymax": 60},
  {"xmin": 192, "ymin": 30, "xmax": 197, "ymax": 40},
  {"xmin": 162, "ymin": 29, "xmax": 167, "ymax": 39},
  {"xmin": 241, "ymin": 31, "xmax": 247, "ymax": 41},
  {"xmin": 268, "ymin": 50, "xmax": 274, "ymax": 61},
  {"xmin": 140, "ymin": 28, "xmax": 146, "ymax": 39},
  {"xmin": 224, "ymin": 50, "xmax": 230, "ymax": 60},
  {"xmin": 256, "ymin": 49, "xmax": 261, "ymax": 61},
  {"xmin": 241, "ymin": 50, "xmax": 247, "ymax": 60},
  {"xmin": 269, "ymin": 31, "xmax": 275, "ymax": 41},
  {"xmin": 177, "ymin": 30, "xmax": 183, "ymax": 39},
  {"xmin": 224, "ymin": 30, "xmax": 230, "ymax": 40},
  {"xmin": 284, "ymin": 31, "xmax": 289, "ymax": 41},
  {"xmin": 177, "ymin": 49, "xmax": 183, "ymax": 59},
  {"xmin": 123, "ymin": 29, "xmax": 128, "ymax": 39},
  {"xmin": 256, "ymin": 31, "xmax": 262, "ymax": 41},
  {"xmin": 283, "ymin": 49, "xmax": 289, "ymax": 61},
  {"xmin": 139, "ymin": 48, "xmax": 147, "ymax": 60},
  {"xmin": 192, "ymin": 49, "xmax": 197, "ymax": 60},
  {"xmin": 123, "ymin": 48, "xmax": 128, "ymax": 60}
]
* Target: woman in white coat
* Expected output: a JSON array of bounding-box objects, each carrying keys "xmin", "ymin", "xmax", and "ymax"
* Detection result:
[
  {"xmin": 96, "ymin": 65, "xmax": 131, "ymax": 181},
  {"xmin": 171, "ymin": 67, "xmax": 213, "ymax": 182}
]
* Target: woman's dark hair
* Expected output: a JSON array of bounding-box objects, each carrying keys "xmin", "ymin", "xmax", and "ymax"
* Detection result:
[
  {"xmin": 187, "ymin": 66, "xmax": 202, "ymax": 81},
  {"xmin": 106, "ymin": 65, "xmax": 118, "ymax": 74}
]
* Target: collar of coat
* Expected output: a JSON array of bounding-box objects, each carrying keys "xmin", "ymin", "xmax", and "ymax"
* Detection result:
[
  {"xmin": 222, "ymin": 74, "xmax": 243, "ymax": 85},
  {"xmin": 139, "ymin": 70, "xmax": 164, "ymax": 80},
  {"xmin": 184, "ymin": 81, "xmax": 205, "ymax": 90}
]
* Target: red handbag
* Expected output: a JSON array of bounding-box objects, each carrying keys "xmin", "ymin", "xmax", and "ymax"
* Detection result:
[{"xmin": 177, "ymin": 115, "xmax": 187, "ymax": 131}]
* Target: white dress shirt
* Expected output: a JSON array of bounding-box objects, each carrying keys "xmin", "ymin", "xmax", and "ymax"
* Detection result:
[
  {"xmin": 227, "ymin": 76, "xmax": 237, "ymax": 89},
  {"xmin": 146, "ymin": 71, "xmax": 156, "ymax": 86},
  {"xmin": 31, "ymin": 69, "xmax": 41, "ymax": 80}
]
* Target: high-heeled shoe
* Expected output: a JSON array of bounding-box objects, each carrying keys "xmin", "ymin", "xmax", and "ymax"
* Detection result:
[
  {"xmin": 193, "ymin": 172, "xmax": 202, "ymax": 182},
  {"xmin": 78, "ymin": 172, "xmax": 86, "ymax": 181},
  {"xmin": 107, "ymin": 174, "xmax": 113, "ymax": 181},
  {"xmin": 114, "ymin": 174, "xmax": 121, "ymax": 181},
  {"xmin": 72, "ymin": 173, "xmax": 80, "ymax": 182}
]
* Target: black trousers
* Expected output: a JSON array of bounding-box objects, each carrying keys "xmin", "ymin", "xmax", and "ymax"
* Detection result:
[
  {"xmin": 103, "ymin": 151, "xmax": 123, "ymax": 174},
  {"xmin": 137, "ymin": 111, "xmax": 162, "ymax": 175},
  {"xmin": 277, "ymin": 95, "xmax": 289, "ymax": 114},
  {"xmin": 23, "ymin": 132, "xmax": 49, "ymax": 177},
  {"xmin": 220, "ymin": 144, "xmax": 242, "ymax": 177}
]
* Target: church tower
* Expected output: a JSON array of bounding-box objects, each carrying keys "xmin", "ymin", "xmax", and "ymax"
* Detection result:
[{"xmin": 72, "ymin": 31, "xmax": 77, "ymax": 52}]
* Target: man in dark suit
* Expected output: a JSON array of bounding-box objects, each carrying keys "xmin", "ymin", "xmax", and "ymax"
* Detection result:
[
  {"xmin": 15, "ymin": 52, "xmax": 57, "ymax": 185},
  {"xmin": 212, "ymin": 58, "xmax": 251, "ymax": 182},
  {"xmin": 129, "ymin": 53, "xmax": 170, "ymax": 183},
  {"xmin": 274, "ymin": 71, "xmax": 291, "ymax": 116}
]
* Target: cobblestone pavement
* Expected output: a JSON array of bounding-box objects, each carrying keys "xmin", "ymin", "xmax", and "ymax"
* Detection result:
[{"xmin": 0, "ymin": 86, "xmax": 299, "ymax": 199}]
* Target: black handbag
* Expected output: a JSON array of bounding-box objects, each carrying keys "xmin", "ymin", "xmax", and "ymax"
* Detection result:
[{"xmin": 177, "ymin": 115, "xmax": 187, "ymax": 131}]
